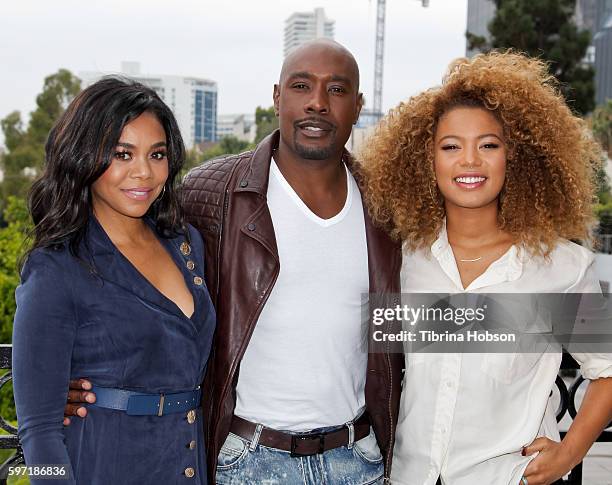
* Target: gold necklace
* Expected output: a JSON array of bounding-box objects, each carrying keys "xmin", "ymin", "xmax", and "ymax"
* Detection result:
[
  {"xmin": 454, "ymin": 236, "xmax": 501, "ymax": 263},
  {"xmin": 459, "ymin": 256, "xmax": 482, "ymax": 262},
  {"xmin": 458, "ymin": 246, "xmax": 509, "ymax": 262}
]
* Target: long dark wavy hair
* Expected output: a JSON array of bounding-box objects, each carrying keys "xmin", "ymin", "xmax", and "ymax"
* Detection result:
[{"xmin": 27, "ymin": 76, "xmax": 187, "ymax": 260}]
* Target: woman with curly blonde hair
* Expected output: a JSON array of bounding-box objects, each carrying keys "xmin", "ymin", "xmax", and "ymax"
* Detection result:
[{"xmin": 358, "ymin": 51, "xmax": 612, "ymax": 485}]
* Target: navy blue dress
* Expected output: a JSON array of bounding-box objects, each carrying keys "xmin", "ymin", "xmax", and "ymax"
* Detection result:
[{"xmin": 12, "ymin": 217, "xmax": 216, "ymax": 484}]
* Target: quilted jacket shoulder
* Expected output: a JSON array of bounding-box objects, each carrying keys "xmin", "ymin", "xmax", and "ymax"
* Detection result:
[{"xmin": 181, "ymin": 152, "xmax": 251, "ymax": 232}]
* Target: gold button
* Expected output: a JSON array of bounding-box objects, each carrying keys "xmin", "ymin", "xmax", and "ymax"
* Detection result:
[
  {"xmin": 187, "ymin": 409, "xmax": 196, "ymax": 424},
  {"xmin": 188, "ymin": 440, "xmax": 196, "ymax": 450},
  {"xmin": 184, "ymin": 467, "xmax": 195, "ymax": 478},
  {"xmin": 186, "ymin": 260, "xmax": 195, "ymax": 270},
  {"xmin": 180, "ymin": 242, "xmax": 191, "ymax": 256},
  {"xmin": 193, "ymin": 276, "xmax": 203, "ymax": 286}
]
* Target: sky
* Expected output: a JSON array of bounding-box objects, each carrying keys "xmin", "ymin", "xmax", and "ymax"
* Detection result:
[{"xmin": 0, "ymin": 0, "xmax": 468, "ymax": 148}]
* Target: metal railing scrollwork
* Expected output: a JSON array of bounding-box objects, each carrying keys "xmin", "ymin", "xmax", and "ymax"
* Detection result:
[
  {"xmin": 0, "ymin": 345, "xmax": 23, "ymax": 485},
  {"xmin": 555, "ymin": 352, "xmax": 612, "ymax": 485}
]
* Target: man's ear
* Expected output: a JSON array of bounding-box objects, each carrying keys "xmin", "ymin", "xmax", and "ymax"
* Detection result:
[
  {"xmin": 354, "ymin": 92, "xmax": 364, "ymax": 124},
  {"xmin": 273, "ymin": 84, "xmax": 280, "ymax": 116}
]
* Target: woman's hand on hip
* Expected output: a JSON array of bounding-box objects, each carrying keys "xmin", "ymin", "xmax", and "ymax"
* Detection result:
[{"xmin": 520, "ymin": 437, "xmax": 577, "ymax": 485}]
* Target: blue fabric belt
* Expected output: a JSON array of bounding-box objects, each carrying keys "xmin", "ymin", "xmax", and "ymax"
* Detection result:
[{"xmin": 90, "ymin": 386, "xmax": 201, "ymax": 416}]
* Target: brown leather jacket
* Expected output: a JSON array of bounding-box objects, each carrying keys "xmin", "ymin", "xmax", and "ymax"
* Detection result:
[{"xmin": 181, "ymin": 131, "xmax": 403, "ymax": 483}]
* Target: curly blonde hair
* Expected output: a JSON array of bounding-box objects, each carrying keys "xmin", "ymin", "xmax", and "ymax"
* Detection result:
[{"xmin": 357, "ymin": 51, "xmax": 601, "ymax": 257}]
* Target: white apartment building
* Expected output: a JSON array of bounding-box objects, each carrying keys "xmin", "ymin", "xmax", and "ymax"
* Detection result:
[
  {"xmin": 80, "ymin": 62, "xmax": 218, "ymax": 148},
  {"xmin": 284, "ymin": 8, "xmax": 335, "ymax": 57},
  {"xmin": 216, "ymin": 113, "xmax": 257, "ymax": 143}
]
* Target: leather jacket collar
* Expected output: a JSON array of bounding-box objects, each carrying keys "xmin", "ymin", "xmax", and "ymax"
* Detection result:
[{"xmin": 234, "ymin": 130, "xmax": 355, "ymax": 196}]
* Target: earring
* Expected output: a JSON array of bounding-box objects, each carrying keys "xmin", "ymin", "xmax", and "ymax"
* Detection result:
[{"xmin": 158, "ymin": 185, "xmax": 166, "ymax": 201}]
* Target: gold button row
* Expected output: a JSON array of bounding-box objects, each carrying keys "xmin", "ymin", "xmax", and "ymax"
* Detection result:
[
  {"xmin": 187, "ymin": 409, "xmax": 196, "ymax": 424},
  {"xmin": 184, "ymin": 467, "xmax": 195, "ymax": 478}
]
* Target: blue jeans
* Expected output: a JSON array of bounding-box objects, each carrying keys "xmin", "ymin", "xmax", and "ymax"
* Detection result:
[{"xmin": 216, "ymin": 426, "xmax": 385, "ymax": 485}]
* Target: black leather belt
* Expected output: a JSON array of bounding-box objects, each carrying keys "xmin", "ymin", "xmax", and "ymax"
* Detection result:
[{"xmin": 230, "ymin": 413, "xmax": 370, "ymax": 456}]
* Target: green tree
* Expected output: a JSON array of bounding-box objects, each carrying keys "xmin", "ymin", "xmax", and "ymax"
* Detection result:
[
  {"xmin": 255, "ymin": 106, "xmax": 279, "ymax": 143},
  {"xmin": 0, "ymin": 111, "xmax": 39, "ymax": 203},
  {"xmin": 182, "ymin": 147, "xmax": 203, "ymax": 174},
  {"xmin": 28, "ymin": 69, "xmax": 81, "ymax": 146},
  {"xmin": 0, "ymin": 196, "xmax": 30, "ymax": 344},
  {"xmin": 467, "ymin": 0, "xmax": 595, "ymax": 115},
  {"xmin": 0, "ymin": 197, "xmax": 31, "ymax": 423},
  {"xmin": 592, "ymin": 99, "xmax": 612, "ymax": 157},
  {"xmin": 217, "ymin": 135, "xmax": 252, "ymax": 155},
  {"xmin": 0, "ymin": 69, "xmax": 81, "ymax": 206},
  {"xmin": 593, "ymin": 100, "xmax": 612, "ymax": 231},
  {"xmin": 200, "ymin": 136, "xmax": 253, "ymax": 162},
  {"xmin": 181, "ymin": 136, "xmax": 254, "ymax": 176}
]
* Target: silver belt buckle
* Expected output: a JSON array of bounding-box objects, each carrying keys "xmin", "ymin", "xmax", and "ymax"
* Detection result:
[{"xmin": 157, "ymin": 393, "xmax": 165, "ymax": 417}]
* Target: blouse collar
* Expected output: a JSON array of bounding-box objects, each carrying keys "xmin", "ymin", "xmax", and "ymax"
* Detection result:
[{"xmin": 429, "ymin": 220, "xmax": 524, "ymax": 291}]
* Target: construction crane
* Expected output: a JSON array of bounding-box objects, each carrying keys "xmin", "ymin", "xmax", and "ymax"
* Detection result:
[{"xmin": 372, "ymin": 0, "xmax": 429, "ymax": 116}]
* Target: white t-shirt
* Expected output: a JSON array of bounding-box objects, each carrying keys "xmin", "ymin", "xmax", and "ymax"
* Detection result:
[
  {"xmin": 391, "ymin": 223, "xmax": 612, "ymax": 485},
  {"xmin": 233, "ymin": 159, "xmax": 370, "ymax": 431}
]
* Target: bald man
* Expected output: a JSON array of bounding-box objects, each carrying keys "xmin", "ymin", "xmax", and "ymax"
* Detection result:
[{"xmin": 67, "ymin": 40, "xmax": 402, "ymax": 484}]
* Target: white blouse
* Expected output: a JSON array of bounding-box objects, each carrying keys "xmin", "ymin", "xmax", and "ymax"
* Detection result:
[{"xmin": 391, "ymin": 226, "xmax": 612, "ymax": 485}]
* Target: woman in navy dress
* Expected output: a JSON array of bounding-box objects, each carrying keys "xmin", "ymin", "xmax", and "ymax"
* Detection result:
[{"xmin": 12, "ymin": 77, "xmax": 216, "ymax": 484}]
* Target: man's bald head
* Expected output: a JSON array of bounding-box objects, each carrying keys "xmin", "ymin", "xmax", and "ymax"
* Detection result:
[
  {"xmin": 279, "ymin": 39, "xmax": 360, "ymax": 90},
  {"xmin": 273, "ymin": 38, "xmax": 363, "ymax": 162}
]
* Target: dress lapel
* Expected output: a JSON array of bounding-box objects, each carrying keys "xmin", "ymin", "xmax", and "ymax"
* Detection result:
[{"xmin": 84, "ymin": 217, "xmax": 199, "ymax": 322}]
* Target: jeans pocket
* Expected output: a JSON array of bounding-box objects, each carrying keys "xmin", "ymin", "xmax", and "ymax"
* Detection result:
[
  {"xmin": 217, "ymin": 432, "xmax": 249, "ymax": 470},
  {"xmin": 353, "ymin": 429, "xmax": 383, "ymax": 464}
]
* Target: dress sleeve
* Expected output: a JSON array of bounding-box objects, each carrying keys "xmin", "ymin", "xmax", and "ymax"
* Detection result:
[
  {"xmin": 567, "ymin": 251, "xmax": 612, "ymax": 380},
  {"xmin": 12, "ymin": 250, "xmax": 77, "ymax": 484}
]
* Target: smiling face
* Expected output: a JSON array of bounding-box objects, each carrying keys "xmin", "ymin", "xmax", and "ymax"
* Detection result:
[
  {"xmin": 91, "ymin": 111, "xmax": 168, "ymax": 222},
  {"xmin": 433, "ymin": 106, "xmax": 507, "ymax": 212},
  {"xmin": 274, "ymin": 41, "xmax": 363, "ymax": 161}
]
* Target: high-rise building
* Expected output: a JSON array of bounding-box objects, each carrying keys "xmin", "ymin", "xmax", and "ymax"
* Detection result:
[
  {"xmin": 585, "ymin": 0, "xmax": 612, "ymax": 105},
  {"xmin": 80, "ymin": 62, "xmax": 218, "ymax": 148},
  {"xmin": 573, "ymin": 1, "xmax": 598, "ymax": 65},
  {"xmin": 596, "ymin": 0, "xmax": 612, "ymax": 30},
  {"xmin": 576, "ymin": 0, "xmax": 599, "ymax": 34},
  {"xmin": 465, "ymin": 0, "xmax": 496, "ymax": 58},
  {"xmin": 466, "ymin": 0, "xmax": 612, "ymax": 106},
  {"xmin": 284, "ymin": 8, "xmax": 335, "ymax": 57},
  {"xmin": 595, "ymin": 14, "xmax": 612, "ymax": 105},
  {"xmin": 466, "ymin": 0, "xmax": 607, "ymax": 56}
]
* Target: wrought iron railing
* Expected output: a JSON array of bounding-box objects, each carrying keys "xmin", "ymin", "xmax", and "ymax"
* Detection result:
[
  {"xmin": 597, "ymin": 234, "xmax": 612, "ymax": 254},
  {"xmin": 556, "ymin": 352, "xmax": 612, "ymax": 484},
  {"xmin": 0, "ymin": 346, "xmax": 608, "ymax": 484},
  {"xmin": 0, "ymin": 345, "xmax": 23, "ymax": 485}
]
